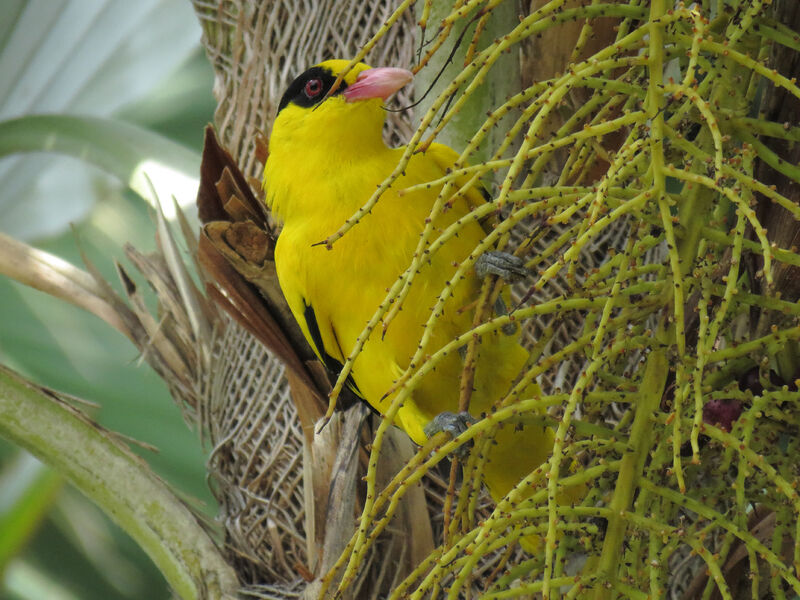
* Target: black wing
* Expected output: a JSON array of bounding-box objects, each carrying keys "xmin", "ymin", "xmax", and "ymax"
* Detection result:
[{"xmin": 302, "ymin": 300, "xmax": 363, "ymax": 398}]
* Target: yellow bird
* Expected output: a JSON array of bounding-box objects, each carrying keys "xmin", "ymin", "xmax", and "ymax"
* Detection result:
[{"xmin": 263, "ymin": 60, "xmax": 553, "ymax": 509}]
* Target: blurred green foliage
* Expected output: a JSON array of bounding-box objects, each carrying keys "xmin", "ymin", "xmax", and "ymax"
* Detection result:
[{"xmin": 0, "ymin": 48, "xmax": 218, "ymax": 600}]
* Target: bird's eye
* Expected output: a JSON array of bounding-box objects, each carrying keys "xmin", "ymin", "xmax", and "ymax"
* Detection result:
[{"xmin": 304, "ymin": 78, "xmax": 323, "ymax": 98}]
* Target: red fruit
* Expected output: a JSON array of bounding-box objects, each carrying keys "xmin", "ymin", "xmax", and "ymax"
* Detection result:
[{"xmin": 702, "ymin": 399, "xmax": 742, "ymax": 432}]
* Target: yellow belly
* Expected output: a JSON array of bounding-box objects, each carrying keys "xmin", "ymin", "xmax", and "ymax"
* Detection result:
[{"xmin": 270, "ymin": 144, "xmax": 555, "ymax": 508}]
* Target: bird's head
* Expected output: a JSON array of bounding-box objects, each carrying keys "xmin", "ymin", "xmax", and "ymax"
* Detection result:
[{"xmin": 269, "ymin": 59, "xmax": 413, "ymax": 155}]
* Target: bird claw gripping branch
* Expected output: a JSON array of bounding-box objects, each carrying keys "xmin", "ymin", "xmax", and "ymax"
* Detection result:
[
  {"xmin": 424, "ymin": 411, "xmax": 477, "ymax": 458},
  {"xmin": 474, "ymin": 250, "xmax": 529, "ymax": 282}
]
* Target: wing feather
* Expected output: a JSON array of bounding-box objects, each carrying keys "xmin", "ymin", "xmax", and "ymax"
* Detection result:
[{"xmin": 301, "ymin": 300, "xmax": 363, "ymax": 398}]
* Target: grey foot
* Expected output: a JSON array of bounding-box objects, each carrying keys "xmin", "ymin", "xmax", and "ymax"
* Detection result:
[
  {"xmin": 424, "ymin": 411, "xmax": 477, "ymax": 458},
  {"xmin": 475, "ymin": 251, "xmax": 528, "ymax": 282}
]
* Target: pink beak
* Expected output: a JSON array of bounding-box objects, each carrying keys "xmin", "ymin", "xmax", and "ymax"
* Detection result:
[{"xmin": 343, "ymin": 67, "xmax": 413, "ymax": 102}]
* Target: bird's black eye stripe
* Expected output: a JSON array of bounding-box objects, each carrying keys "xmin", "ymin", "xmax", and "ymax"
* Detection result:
[{"xmin": 277, "ymin": 66, "xmax": 347, "ymax": 114}]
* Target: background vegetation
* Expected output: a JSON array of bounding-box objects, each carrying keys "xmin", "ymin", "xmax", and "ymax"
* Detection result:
[{"xmin": 0, "ymin": 2, "xmax": 216, "ymax": 598}]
